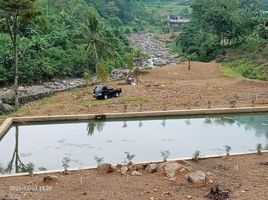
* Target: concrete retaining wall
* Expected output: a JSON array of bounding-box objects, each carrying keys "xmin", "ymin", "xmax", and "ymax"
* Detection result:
[
  {"xmin": 0, "ymin": 118, "xmax": 12, "ymax": 140},
  {"xmin": 1, "ymin": 106, "xmax": 268, "ymax": 138}
]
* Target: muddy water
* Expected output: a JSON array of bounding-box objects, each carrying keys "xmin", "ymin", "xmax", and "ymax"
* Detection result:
[{"xmin": 0, "ymin": 113, "xmax": 267, "ymax": 174}]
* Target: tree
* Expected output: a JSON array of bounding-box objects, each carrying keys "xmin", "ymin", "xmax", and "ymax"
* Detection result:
[
  {"xmin": 191, "ymin": 0, "xmax": 240, "ymax": 46},
  {"xmin": 176, "ymin": 23, "xmax": 220, "ymax": 62},
  {"xmin": 0, "ymin": 0, "xmax": 40, "ymax": 107},
  {"xmin": 87, "ymin": 120, "xmax": 105, "ymax": 136},
  {"xmin": 78, "ymin": 10, "xmax": 117, "ymax": 82},
  {"xmin": 97, "ymin": 63, "xmax": 109, "ymax": 83}
]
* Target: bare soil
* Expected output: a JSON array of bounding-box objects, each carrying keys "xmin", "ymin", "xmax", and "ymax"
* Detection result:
[
  {"xmin": 0, "ymin": 153, "xmax": 267, "ymax": 200},
  {"xmin": 1, "ymin": 61, "xmax": 268, "ymax": 122},
  {"xmin": 0, "ymin": 61, "xmax": 268, "ymax": 200}
]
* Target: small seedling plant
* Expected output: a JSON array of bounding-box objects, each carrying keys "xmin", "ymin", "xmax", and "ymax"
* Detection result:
[
  {"xmin": 62, "ymin": 157, "xmax": 71, "ymax": 174},
  {"xmin": 192, "ymin": 151, "xmax": 201, "ymax": 162},
  {"xmin": 21, "ymin": 162, "xmax": 34, "ymax": 176},
  {"xmin": 124, "ymin": 151, "xmax": 135, "ymax": 165},
  {"xmin": 256, "ymin": 143, "xmax": 263, "ymax": 155},
  {"xmin": 94, "ymin": 156, "xmax": 104, "ymax": 165},
  {"xmin": 224, "ymin": 145, "xmax": 231, "ymax": 156},
  {"xmin": 160, "ymin": 150, "xmax": 170, "ymax": 162}
]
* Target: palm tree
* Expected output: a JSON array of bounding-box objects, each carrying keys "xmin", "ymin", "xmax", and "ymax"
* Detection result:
[
  {"xmin": 87, "ymin": 120, "xmax": 105, "ymax": 136},
  {"xmin": 78, "ymin": 10, "xmax": 117, "ymax": 82}
]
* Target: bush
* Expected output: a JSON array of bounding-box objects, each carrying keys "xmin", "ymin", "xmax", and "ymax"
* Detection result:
[{"xmin": 239, "ymin": 33, "xmax": 266, "ymax": 53}]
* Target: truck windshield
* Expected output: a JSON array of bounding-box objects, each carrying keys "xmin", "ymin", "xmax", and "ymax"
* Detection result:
[{"xmin": 94, "ymin": 86, "xmax": 103, "ymax": 93}]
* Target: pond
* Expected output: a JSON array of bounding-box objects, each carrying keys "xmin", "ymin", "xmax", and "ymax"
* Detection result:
[{"xmin": 0, "ymin": 113, "xmax": 268, "ymax": 174}]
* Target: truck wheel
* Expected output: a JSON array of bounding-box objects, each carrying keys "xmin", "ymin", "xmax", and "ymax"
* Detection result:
[
  {"xmin": 104, "ymin": 95, "xmax": 108, "ymax": 100},
  {"xmin": 115, "ymin": 93, "xmax": 119, "ymax": 97}
]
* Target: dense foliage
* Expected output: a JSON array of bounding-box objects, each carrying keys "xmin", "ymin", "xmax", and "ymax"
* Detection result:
[
  {"xmin": 0, "ymin": 0, "xmax": 147, "ymax": 85},
  {"xmin": 176, "ymin": 0, "xmax": 268, "ymax": 61},
  {"xmin": 175, "ymin": 0, "xmax": 268, "ymax": 80},
  {"xmin": 1, "ymin": 0, "xmax": 268, "ymax": 85}
]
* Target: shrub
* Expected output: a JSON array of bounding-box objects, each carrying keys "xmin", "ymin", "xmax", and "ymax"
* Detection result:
[
  {"xmin": 192, "ymin": 151, "xmax": 201, "ymax": 162},
  {"xmin": 239, "ymin": 33, "xmax": 266, "ymax": 53},
  {"xmin": 160, "ymin": 150, "xmax": 170, "ymax": 162},
  {"xmin": 94, "ymin": 156, "xmax": 104, "ymax": 165},
  {"xmin": 224, "ymin": 145, "xmax": 231, "ymax": 156},
  {"xmin": 124, "ymin": 151, "xmax": 135, "ymax": 164},
  {"xmin": 256, "ymin": 143, "xmax": 263, "ymax": 155},
  {"xmin": 62, "ymin": 157, "xmax": 71, "ymax": 174}
]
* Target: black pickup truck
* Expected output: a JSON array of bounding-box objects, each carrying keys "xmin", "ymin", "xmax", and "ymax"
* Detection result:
[{"xmin": 93, "ymin": 85, "xmax": 122, "ymax": 100}]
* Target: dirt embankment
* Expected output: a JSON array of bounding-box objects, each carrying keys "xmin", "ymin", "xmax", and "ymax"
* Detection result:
[{"xmin": 0, "ymin": 153, "xmax": 267, "ymax": 200}]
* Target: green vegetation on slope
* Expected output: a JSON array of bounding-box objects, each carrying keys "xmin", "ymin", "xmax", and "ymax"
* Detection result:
[
  {"xmin": 1, "ymin": 0, "xmax": 268, "ymax": 88},
  {"xmin": 175, "ymin": 0, "xmax": 268, "ymax": 81},
  {"xmin": 0, "ymin": 0, "xmax": 152, "ymax": 85}
]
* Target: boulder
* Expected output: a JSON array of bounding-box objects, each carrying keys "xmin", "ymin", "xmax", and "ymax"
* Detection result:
[
  {"xmin": 145, "ymin": 163, "xmax": 157, "ymax": 173},
  {"xmin": 131, "ymin": 170, "xmax": 143, "ymax": 176},
  {"xmin": 43, "ymin": 175, "xmax": 58, "ymax": 183},
  {"xmin": 97, "ymin": 163, "xmax": 113, "ymax": 174},
  {"xmin": 0, "ymin": 102, "xmax": 14, "ymax": 113},
  {"xmin": 153, "ymin": 58, "xmax": 166, "ymax": 67},
  {"xmin": 135, "ymin": 164, "xmax": 147, "ymax": 170},
  {"xmin": 185, "ymin": 170, "xmax": 206, "ymax": 184},
  {"xmin": 163, "ymin": 162, "xmax": 184, "ymax": 178},
  {"xmin": 128, "ymin": 164, "xmax": 146, "ymax": 171},
  {"xmin": 120, "ymin": 166, "xmax": 129, "ymax": 175}
]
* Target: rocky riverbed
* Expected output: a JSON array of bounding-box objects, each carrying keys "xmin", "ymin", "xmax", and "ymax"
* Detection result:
[{"xmin": 127, "ymin": 33, "xmax": 178, "ymax": 68}]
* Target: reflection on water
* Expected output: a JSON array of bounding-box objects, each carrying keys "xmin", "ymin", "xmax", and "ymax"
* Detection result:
[
  {"xmin": 87, "ymin": 120, "xmax": 105, "ymax": 136},
  {"xmin": 0, "ymin": 113, "xmax": 268, "ymax": 174},
  {"xmin": 203, "ymin": 115, "xmax": 268, "ymax": 139},
  {"xmin": 1, "ymin": 126, "xmax": 37, "ymax": 174}
]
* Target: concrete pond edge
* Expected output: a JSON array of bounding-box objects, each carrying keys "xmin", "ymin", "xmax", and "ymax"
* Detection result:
[{"xmin": 1, "ymin": 106, "xmax": 268, "ymax": 178}]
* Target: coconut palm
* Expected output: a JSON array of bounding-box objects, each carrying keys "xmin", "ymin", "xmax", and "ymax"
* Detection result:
[{"xmin": 78, "ymin": 10, "xmax": 118, "ymax": 82}]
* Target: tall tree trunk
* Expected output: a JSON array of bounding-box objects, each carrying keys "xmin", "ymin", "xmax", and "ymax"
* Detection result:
[
  {"xmin": 93, "ymin": 42, "xmax": 104, "ymax": 83},
  {"xmin": 188, "ymin": 59, "xmax": 191, "ymax": 70},
  {"xmin": 93, "ymin": 41, "xmax": 99, "ymax": 73},
  {"xmin": 93, "ymin": 42, "xmax": 99, "ymax": 64},
  {"xmin": 13, "ymin": 14, "xmax": 19, "ymax": 108}
]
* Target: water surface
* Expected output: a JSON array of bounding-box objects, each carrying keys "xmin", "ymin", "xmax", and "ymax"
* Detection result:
[{"xmin": 0, "ymin": 113, "xmax": 267, "ymax": 174}]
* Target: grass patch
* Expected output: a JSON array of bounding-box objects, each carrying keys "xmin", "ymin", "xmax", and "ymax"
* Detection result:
[
  {"xmin": 220, "ymin": 66, "xmax": 242, "ymax": 78},
  {"xmin": 222, "ymin": 59, "xmax": 268, "ymax": 81},
  {"xmin": 16, "ymin": 97, "xmax": 51, "ymax": 114},
  {"xmin": 78, "ymin": 95, "xmax": 150, "ymax": 107},
  {"xmin": 144, "ymin": 1, "xmax": 191, "ymax": 17},
  {"xmin": 120, "ymin": 96, "xmax": 150, "ymax": 104}
]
